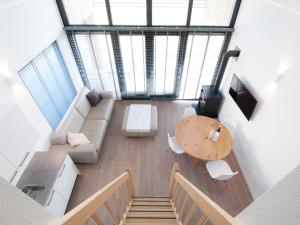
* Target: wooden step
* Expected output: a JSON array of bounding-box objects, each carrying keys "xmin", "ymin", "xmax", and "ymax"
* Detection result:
[
  {"xmin": 127, "ymin": 211, "xmax": 176, "ymax": 219},
  {"xmin": 124, "ymin": 223, "xmax": 177, "ymax": 225},
  {"xmin": 134, "ymin": 197, "xmax": 170, "ymax": 202},
  {"xmin": 124, "ymin": 218, "xmax": 177, "ymax": 224},
  {"xmin": 130, "ymin": 205, "xmax": 174, "ymax": 212},
  {"xmin": 132, "ymin": 201, "xmax": 171, "ymax": 206}
]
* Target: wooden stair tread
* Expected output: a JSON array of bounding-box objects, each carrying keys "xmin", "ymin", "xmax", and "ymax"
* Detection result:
[
  {"xmin": 124, "ymin": 218, "xmax": 177, "ymax": 224},
  {"xmin": 132, "ymin": 201, "xmax": 171, "ymax": 206},
  {"xmin": 124, "ymin": 223, "xmax": 177, "ymax": 225},
  {"xmin": 130, "ymin": 205, "xmax": 174, "ymax": 212},
  {"xmin": 134, "ymin": 197, "xmax": 170, "ymax": 202},
  {"xmin": 127, "ymin": 211, "xmax": 176, "ymax": 218}
]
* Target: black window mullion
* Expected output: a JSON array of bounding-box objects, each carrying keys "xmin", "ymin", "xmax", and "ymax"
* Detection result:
[
  {"xmin": 229, "ymin": 0, "xmax": 242, "ymax": 28},
  {"xmin": 146, "ymin": 0, "xmax": 152, "ymax": 26},
  {"xmin": 145, "ymin": 32, "xmax": 154, "ymax": 97},
  {"xmin": 105, "ymin": 0, "xmax": 113, "ymax": 25},
  {"xmin": 186, "ymin": 0, "xmax": 194, "ymax": 26},
  {"xmin": 211, "ymin": 32, "xmax": 232, "ymax": 86},
  {"xmin": 56, "ymin": 0, "xmax": 69, "ymax": 26},
  {"xmin": 173, "ymin": 32, "xmax": 189, "ymax": 98},
  {"xmin": 110, "ymin": 31, "xmax": 126, "ymax": 96},
  {"xmin": 66, "ymin": 31, "xmax": 91, "ymax": 89}
]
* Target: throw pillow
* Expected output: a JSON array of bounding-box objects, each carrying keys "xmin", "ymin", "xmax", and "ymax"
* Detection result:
[
  {"xmin": 86, "ymin": 89, "xmax": 102, "ymax": 106},
  {"xmin": 50, "ymin": 130, "xmax": 67, "ymax": 145},
  {"xmin": 67, "ymin": 132, "xmax": 90, "ymax": 147}
]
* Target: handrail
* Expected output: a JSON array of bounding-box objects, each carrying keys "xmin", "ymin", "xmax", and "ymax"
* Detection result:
[
  {"xmin": 52, "ymin": 170, "xmax": 135, "ymax": 225},
  {"xmin": 169, "ymin": 163, "xmax": 239, "ymax": 225}
]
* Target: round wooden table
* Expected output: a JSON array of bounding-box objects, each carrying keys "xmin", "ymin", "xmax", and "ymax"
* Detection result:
[{"xmin": 175, "ymin": 116, "xmax": 232, "ymax": 162}]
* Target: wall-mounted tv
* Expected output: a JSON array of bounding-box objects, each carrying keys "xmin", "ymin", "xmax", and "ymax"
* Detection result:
[{"xmin": 229, "ymin": 74, "xmax": 257, "ymax": 120}]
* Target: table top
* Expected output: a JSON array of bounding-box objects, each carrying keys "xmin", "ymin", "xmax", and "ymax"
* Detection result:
[
  {"xmin": 175, "ymin": 116, "xmax": 232, "ymax": 161},
  {"xmin": 126, "ymin": 104, "xmax": 152, "ymax": 132}
]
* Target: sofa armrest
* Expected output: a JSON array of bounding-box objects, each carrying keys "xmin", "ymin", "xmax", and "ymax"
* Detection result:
[
  {"xmin": 97, "ymin": 90, "xmax": 113, "ymax": 99},
  {"xmin": 49, "ymin": 143, "xmax": 99, "ymax": 163}
]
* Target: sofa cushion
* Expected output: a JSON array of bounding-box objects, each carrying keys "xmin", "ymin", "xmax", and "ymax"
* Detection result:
[
  {"xmin": 74, "ymin": 87, "xmax": 91, "ymax": 118},
  {"xmin": 86, "ymin": 98, "xmax": 114, "ymax": 121},
  {"xmin": 81, "ymin": 120, "xmax": 107, "ymax": 152},
  {"xmin": 67, "ymin": 132, "xmax": 90, "ymax": 146},
  {"xmin": 62, "ymin": 109, "xmax": 85, "ymax": 133}
]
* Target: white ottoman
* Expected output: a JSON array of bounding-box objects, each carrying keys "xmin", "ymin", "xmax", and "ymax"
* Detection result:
[{"xmin": 122, "ymin": 104, "xmax": 157, "ymax": 137}]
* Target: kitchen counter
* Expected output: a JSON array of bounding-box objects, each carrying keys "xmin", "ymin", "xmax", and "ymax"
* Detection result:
[{"xmin": 16, "ymin": 151, "xmax": 67, "ymax": 206}]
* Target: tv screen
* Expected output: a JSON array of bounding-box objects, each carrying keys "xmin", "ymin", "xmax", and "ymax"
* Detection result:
[{"xmin": 229, "ymin": 74, "xmax": 257, "ymax": 120}]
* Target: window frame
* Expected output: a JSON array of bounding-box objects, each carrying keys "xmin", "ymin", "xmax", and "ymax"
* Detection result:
[
  {"xmin": 19, "ymin": 42, "xmax": 77, "ymax": 130},
  {"xmin": 56, "ymin": 0, "xmax": 242, "ymax": 99}
]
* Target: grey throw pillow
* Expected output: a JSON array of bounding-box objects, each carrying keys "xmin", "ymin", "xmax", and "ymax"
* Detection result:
[{"xmin": 86, "ymin": 90, "xmax": 102, "ymax": 106}]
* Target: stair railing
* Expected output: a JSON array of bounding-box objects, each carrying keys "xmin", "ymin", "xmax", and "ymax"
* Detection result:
[
  {"xmin": 52, "ymin": 169, "xmax": 135, "ymax": 225},
  {"xmin": 169, "ymin": 163, "xmax": 240, "ymax": 225}
]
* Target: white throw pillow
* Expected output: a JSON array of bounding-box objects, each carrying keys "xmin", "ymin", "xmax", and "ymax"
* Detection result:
[{"xmin": 67, "ymin": 132, "xmax": 90, "ymax": 147}]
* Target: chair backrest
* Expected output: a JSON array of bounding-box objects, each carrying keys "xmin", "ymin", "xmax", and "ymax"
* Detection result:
[
  {"xmin": 216, "ymin": 171, "xmax": 238, "ymax": 181},
  {"xmin": 167, "ymin": 133, "xmax": 175, "ymax": 149},
  {"xmin": 167, "ymin": 133, "xmax": 183, "ymax": 154},
  {"xmin": 182, "ymin": 107, "xmax": 196, "ymax": 119}
]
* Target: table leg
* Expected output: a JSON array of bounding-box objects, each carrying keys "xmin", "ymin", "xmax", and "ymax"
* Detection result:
[{"xmin": 192, "ymin": 158, "xmax": 199, "ymax": 166}]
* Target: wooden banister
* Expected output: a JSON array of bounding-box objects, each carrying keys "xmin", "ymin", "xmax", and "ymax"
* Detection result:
[
  {"xmin": 168, "ymin": 163, "xmax": 179, "ymax": 198},
  {"xmin": 52, "ymin": 171, "xmax": 134, "ymax": 225},
  {"xmin": 173, "ymin": 172, "xmax": 239, "ymax": 225}
]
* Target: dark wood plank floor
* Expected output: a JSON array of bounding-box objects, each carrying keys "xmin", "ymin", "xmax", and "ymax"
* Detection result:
[{"xmin": 67, "ymin": 100, "xmax": 253, "ymax": 217}]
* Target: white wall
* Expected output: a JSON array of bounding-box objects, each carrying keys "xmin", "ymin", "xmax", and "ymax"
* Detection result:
[
  {"xmin": 236, "ymin": 164, "xmax": 300, "ymax": 225},
  {"xmin": 0, "ymin": 0, "xmax": 82, "ymax": 182},
  {"xmin": 218, "ymin": 0, "xmax": 300, "ymax": 198}
]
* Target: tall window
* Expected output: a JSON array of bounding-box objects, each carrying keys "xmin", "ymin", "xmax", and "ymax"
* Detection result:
[
  {"xmin": 19, "ymin": 43, "xmax": 76, "ymax": 129},
  {"xmin": 61, "ymin": 0, "xmax": 239, "ymax": 99}
]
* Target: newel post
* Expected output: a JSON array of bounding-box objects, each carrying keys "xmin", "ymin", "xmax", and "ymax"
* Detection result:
[
  {"xmin": 168, "ymin": 163, "xmax": 179, "ymax": 198},
  {"xmin": 126, "ymin": 168, "xmax": 135, "ymax": 198}
]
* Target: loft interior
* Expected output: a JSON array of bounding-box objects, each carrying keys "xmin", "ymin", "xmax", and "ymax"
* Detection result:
[{"xmin": 0, "ymin": 0, "xmax": 300, "ymax": 225}]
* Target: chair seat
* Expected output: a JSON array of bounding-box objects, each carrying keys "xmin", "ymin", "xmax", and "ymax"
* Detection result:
[{"xmin": 206, "ymin": 160, "xmax": 236, "ymax": 180}]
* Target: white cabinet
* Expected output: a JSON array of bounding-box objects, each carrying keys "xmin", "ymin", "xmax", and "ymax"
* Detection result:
[
  {"xmin": 0, "ymin": 154, "xmax": 17, "ymax": 182},
  {"xmin": 0, "ymin": 104, "xmax": 38, "ymax": 182},
  {"xmin": 46, "ymin": 154, "xmax": 78, "ymax": 217},
  {"xmin": 54, "ymin": 154, "xmax": 78, "ymax": 201},
  {"xmin": 46, "ymin": 190, "xmax": 68, "ymax": 217}
]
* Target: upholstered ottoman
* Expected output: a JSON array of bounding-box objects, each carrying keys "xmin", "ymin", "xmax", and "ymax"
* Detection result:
[{"xmin": 122, "ymin": 104, "xmax": 157, "ymax": 137}]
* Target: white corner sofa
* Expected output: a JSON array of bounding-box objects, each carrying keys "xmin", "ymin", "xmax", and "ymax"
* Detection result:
[{"xmin": 49, "ymin": 87, "xmax": 114, "ymax": 163}]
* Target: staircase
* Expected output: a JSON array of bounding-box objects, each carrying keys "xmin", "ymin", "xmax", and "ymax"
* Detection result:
[
  {"xmin": 124, "ymin": 197, "xmax": 177, "ymax": 224},
  {"xmin": 52, "ymin": 164, "xmax": 239, "ymax": 225}
]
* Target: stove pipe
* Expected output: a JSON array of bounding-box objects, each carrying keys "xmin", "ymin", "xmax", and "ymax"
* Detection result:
[{"xmin": 213, "ymin": 50, "xmax": 240, "ymax": 93}]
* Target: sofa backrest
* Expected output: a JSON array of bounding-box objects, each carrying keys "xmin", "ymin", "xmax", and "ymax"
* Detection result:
[
  {"xmin": 74, "ymin": 87, "xmax": 91, "ymax": 118},
  {"xmin": 61, "ymin": 109, "xmax": 84, "ymax": 133}
]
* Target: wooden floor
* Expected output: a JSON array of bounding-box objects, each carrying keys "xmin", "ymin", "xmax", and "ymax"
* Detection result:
[{"xmin": 67, "ymin": 100, "xmax": 253, "ymax": 218}]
